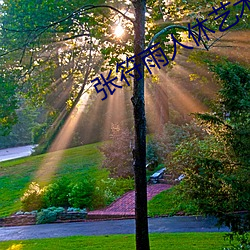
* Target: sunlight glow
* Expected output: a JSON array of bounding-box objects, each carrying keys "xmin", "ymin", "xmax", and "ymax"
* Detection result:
[
  {"xmin": 35, "ymin": 93, "xmax": 89, "ymax": 184},
  {"xmin": 114, "ymin": 24, "xmax": 124, "ymax": 38}
]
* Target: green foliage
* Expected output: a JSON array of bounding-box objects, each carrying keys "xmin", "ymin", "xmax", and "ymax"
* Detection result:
[
  {"xmin": 20, "ymin": 170, "xmax": 133, "ymax": 212},
  {"xmin": 43, "ymin": 178, "xmax": 71, "ymax": 208},
  {"xmin": 223, "ymin": 233, "xmax": 250, "ymax": 250},
  {"xmin": 68, "ymin": 180, "xmax": 94, "ymax": 209},
  {"xmin": 20, "ymin": 182, "xmax": 45, "ymax": 212},
  {"xmin": 146, "ymin": 140, "xmax": 160, "ymax": 171},
  {"xmin": 0, "ymin": 104, "xmax": 44, "ymax": 148},
  {"xmin": 92, "ymin": 178, "xmax": 117, "ymax": 208},
  {"xmin": 147, "ymin": 122, "xmax": 206, "ymax": 166},
  {"xmin": 99, "ymin": 124, "xmax": 134, "ymax": 178},
  {"xmin": 168, "ymin": 61, "xmax": 250, "ymax": 233},
  {"xmin": 0, "ymin": 74, "xmax": 18, "ymax": 136},
  {"xmin": 36, "ymin": 206, "xmax": 64, "ymax": 224},
  {"xmin": 32, "ymin": 123, "xmax": 49, "ymax": 144},
  {"xmin": 93, "ymin": 177, "xmax": 134, "ymax": 209}
]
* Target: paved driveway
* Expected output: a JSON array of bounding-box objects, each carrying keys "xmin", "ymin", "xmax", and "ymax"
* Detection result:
[
  {"xmin": 0, "ymin": 216, "xmax": 229, "ymax": 241},
  {"xmin": 0, "ymin": 145, "xmax": 36, "ymax": 162}
]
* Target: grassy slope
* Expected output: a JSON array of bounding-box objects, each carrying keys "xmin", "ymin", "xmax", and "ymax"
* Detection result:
[
  {"xmin": 0, "ymin": 233, "xmax": 230, "ymax": 250},
  {"xmin": 148, "ymin": 186, "xmax": 199, "ymax": 217},
  {"xmin": 0, "ymin": 143, "xmax": 103, "ymax": 217}
]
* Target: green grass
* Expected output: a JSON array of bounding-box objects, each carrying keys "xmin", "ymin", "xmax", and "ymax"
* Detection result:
[
  {"xmin": 0, "ymin": 141, "xmax": 197, "ymax": 218},
  {"xmin": 0, "ymin": 143, "xmax": 104, "ymax": 217},
  {"xmin": 148, "ymin": 186, "xmax": 199, "ymax": 217},
  {"xmin": 0, "ymin": 233, "xmax": 230, "ymax": 250}
]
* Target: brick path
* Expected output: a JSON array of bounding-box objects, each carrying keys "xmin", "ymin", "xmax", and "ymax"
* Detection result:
[{"xmin": 88, "ymin": 184, "xmax": 171, "ymax": 219}]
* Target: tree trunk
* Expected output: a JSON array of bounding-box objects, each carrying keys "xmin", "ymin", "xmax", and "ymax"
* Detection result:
[{"xmin": 132, "ymin": 1, "xmax": 150, "ymax": 250}]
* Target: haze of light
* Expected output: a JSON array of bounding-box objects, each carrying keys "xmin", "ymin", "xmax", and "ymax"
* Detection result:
[{"xmin": 114, "ymin": 24, "xmax": 124, "ymax": 38}]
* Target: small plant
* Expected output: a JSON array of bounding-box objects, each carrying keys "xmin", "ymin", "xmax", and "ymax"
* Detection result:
[
  {"xmin": 68, "ymin": 180, "xmax": 94, "ymax": 209},
  {"xmin": 21, "ymin": 182, "xmax": 45, "ymax": 211},
  {"xmin": 67, "ymin": 207, "xmax": 87, "ymax": 213},
  {"xmin": 43, "ymin": 177, "xmax": 71, "ymax": 208},
  {"xmin": 223, "ymin": 233, "xmax": 250, "ymax": 250},
  {"xmin": 93, "ymin": 177, "xmax": 134, "ymax": 209},
  {"xmin": 36, "ymin": 206, "xmax": 64, "ymax": 224}
]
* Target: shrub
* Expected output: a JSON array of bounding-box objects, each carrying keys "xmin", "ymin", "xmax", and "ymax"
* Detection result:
[
  {"xmin": 93, "ymin": 177, "xmax": 134, "ymax": 209},
  {"xmin": 146, "ymin": 140, "xmax": 159, "ymax": 171},
  {"xmin": 147, "ymin": 122, "xmax": 205, "ymax": 166},
  {"xmin": 43, "ymin": 177, "xmax": 71, "ymax": 208},
  {"xmin": 223, "ymin": 233, "xmax": 250, "ymax": 250},
  {"xmin": 113, "ymin": 177, "xmax": 134, "ymax": 197},
  {"xmin": 21, "ymin": 182, "xmax": 45, "ymax": 211},
  {"xmin": 68, "ymin": 180, "xmax": 94, "ymax": 209},
  {"xmin": 36, "ymin": 206, "xmax": 64, "ymax": 224},
  {"xmin": 92, "ymin": 178, "xmax": 116, "ymax": 209},
  {"xmin": 67, "ymin": 207, "xmax": 86, "ymax": 213}
]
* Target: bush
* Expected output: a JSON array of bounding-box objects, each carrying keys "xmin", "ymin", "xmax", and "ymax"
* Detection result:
[
  {"xmin": 223, "ymin": 233, "xmax": 250, "ymax": 250},
  {"xmin": 32, "ymin": 123, "xmax": 48, "ymax": 144},
  {"xmin": 147, "ymin": 122, "xmax": 205, "ymax": 166},
  {"xmin": 68, "ymin": 180, "xmax": 94, "ymax": 209},
  {"xmin": 92, "ymin": 177, "xmax": 134, "ymax": 209},
  {"xmin": 92, "ymin": 178, "xmax": 117, "ymax": 209},
  {"xmin": 36, "ymin": 206, "xmax": 64, "ymax": 224},
  {"xmin": 43, "ymin": 177, "xmax": 71, "ymax": 208},
  {"xmin": 146, "ymin": 141, "xmax": 159, "ymax": 171},
  {"xmin": 21, "ymin": 182, "xmax": 45, "ymax": 211}
]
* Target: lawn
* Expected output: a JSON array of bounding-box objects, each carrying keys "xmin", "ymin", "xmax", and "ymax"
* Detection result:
[
  {"xmin": 148, "ymin": 186, "xmax": 199, "ymax": 217},
  {"xmin": 0, "ymin": 141, "xmax": 197, "ymax": 218},
  {"xmin": 0, "ymin": 143, "xmax": 104, "ymax": 217},
  {"xmin": 0, "ymin": 233, "xmax": 231, "ymax": 250}
]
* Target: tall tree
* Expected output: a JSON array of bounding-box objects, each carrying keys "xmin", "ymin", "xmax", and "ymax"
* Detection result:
[
  {"xmin": 132, "ymin": 1, "xmax": 149, "ymax": 249},
  {"xmin": 1, "ymin": 1, "xmax": 245, "ymax": 249}
]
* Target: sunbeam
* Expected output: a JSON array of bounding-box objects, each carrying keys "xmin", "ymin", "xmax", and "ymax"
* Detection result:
[{"xmin": 35, "ymin": 93, "xmax": 89, "ymax": 184}]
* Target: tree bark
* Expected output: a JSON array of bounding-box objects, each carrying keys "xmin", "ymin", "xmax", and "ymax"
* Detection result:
[{"xmin": 132, "ymin": 1, "xmax": 150, "ymax": 250}]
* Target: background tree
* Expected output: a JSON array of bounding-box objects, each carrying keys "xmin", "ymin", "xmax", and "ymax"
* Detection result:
[
  {"xmin": 168, "ymin": 60, "xmax": 250, "ymax": 233},
  {"xmin": 0, "ymin": 73, "xmax": 18, "ymax": 136},
  {"xmin": 99, "ymin": 123, "xmax": 133, "ymax": 178}
]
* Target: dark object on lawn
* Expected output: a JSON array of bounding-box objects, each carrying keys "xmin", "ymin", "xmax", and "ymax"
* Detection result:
[{"xmin": 149, "ymin": 168, "xmax": 165, "ymax": 184}]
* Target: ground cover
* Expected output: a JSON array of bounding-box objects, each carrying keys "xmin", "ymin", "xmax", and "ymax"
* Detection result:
[{"xmin": 0, "ymin": 233, "xmax": 231, "ymax": 250}]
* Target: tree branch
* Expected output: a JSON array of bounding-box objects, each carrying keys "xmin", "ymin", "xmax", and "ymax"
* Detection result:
[
  {"xmin": 207, "ymin": 30, "xmax": 231, "ymax": 49},
  {"xmin": 0, "ymin": 4, "xmax": 134, "ymax": 57},
  {"xmin": 147, "ymin": 24, "xmax": 209, "ymax": 50}
]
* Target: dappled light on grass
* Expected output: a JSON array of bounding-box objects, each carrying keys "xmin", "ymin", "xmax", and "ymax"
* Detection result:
[
  {"xmin": 0, "ymin": 233, "xmax": 231, "ymax": 250},
  {"xmin": 35, "ymin": 93, "xmax": 89, "ymax": 184},
  {"xmin": 6, "ymin": 243, "xmax": 23, "ymax": 250}
]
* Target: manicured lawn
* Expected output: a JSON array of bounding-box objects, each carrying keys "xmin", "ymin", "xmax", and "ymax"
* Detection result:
[
  {"xmin": 148, "ymin": 186, "xmax": 199, "ymax": 217},
  {"xmin": 0, "ymin": 143, "xmax": 104, "ymax": 217},
  {"xmin": 0, "ymin": 233, "xmax": 230, "ymax": 250}
]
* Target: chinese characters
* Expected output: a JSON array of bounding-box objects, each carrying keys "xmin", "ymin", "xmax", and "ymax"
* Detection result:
[{"xmin": 92, "ymin": 1, "xmax": 248, "ymax": 101}]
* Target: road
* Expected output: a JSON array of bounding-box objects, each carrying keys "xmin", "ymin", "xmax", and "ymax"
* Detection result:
[
  {"xmin": 0, "ymin": 216, "xmax": 230, "ymax": 241},
  {"xmin": 0, "ymin": 145, "xmax": 37, "ymax": 162}
]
